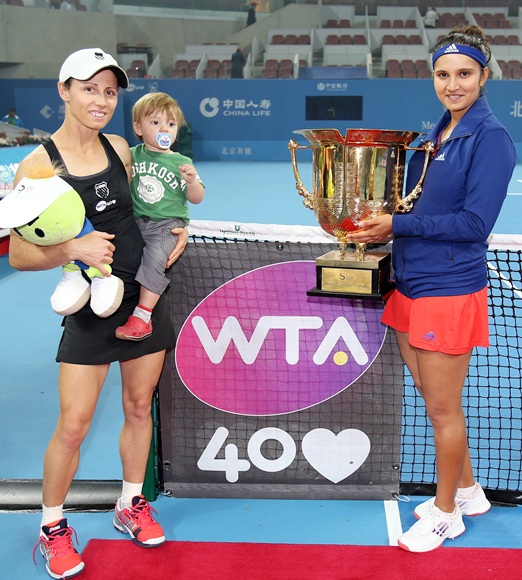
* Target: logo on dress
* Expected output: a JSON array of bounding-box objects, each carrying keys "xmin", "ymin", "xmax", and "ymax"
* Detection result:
[
  {"xmin": 423, "ymin": 331, "xmax": 436, "ymax": 341},
  {"xmin": 94, "ymin": 181, "xmax": 109, "ymax": 199},
  {"xmin": 434, "ymin": 152, "xmax": 445, "ymax": 161}
]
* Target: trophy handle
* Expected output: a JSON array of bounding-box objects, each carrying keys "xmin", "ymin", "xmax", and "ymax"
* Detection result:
[
  {"xmin": 395, "ymin": 141, "xmax": 436, "ymax": 213},
  {"xmin": 288, "ymin": 139, "xmax": 314, "ymax": 210}
]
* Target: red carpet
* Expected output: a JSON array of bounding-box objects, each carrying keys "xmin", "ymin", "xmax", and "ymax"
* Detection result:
[{"xmin": 81, "ymin": 540, "xmax": 522, "ymax": 580}]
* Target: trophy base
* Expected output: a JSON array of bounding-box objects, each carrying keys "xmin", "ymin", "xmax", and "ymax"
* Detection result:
[{"xmin": 307, "ymin": 250, "xmax": 393, "ymax": 300}]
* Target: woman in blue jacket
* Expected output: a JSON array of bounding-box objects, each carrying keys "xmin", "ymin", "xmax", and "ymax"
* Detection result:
[{"xmin": 349, "ymin": 25, "xmax": 516, "ymax": 552}]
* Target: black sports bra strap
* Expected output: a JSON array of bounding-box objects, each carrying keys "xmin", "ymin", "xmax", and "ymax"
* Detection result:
[{"xmin": 42, "ymin": 139, "xmax": 65, "ymax": 171}]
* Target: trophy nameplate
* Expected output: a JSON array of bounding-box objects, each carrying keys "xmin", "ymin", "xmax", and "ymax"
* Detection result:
[{"xmin": 308, "ymin": 250, "xmax": 393, "ymax": 299}]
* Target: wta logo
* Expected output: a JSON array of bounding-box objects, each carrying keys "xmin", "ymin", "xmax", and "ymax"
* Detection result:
[{"xmin": 175, "ymin": 261, "xmax": 386, "ymax": 416}]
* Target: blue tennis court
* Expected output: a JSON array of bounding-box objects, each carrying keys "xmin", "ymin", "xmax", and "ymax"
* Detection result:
[{"xmin": 0, "ymin": 160, "xmax": 521, "ymax": 579}]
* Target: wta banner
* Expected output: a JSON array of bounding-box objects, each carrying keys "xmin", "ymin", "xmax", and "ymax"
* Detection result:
[{"xmin": 159, "ymin": 237, "xmax": 404, "ymax": 499}]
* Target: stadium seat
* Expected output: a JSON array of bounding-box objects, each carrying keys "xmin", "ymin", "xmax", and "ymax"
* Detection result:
[
  {"xmin": 401, "ymin": 69, "xmax": 417, "ymax": 79},
  {"xmin": 401, "ymin": 59, "xmax": 415, "ymax": 72}
]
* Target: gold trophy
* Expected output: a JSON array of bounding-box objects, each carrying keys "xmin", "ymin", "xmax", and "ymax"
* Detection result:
[{"xmin": 289, "ymin": 129, "xmax": 434, "ymax": 299}]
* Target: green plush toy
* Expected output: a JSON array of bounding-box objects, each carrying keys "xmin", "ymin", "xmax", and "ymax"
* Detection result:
[{"xmin": 0, "ymin": 168, "xmax": 123, "ymax": 317}]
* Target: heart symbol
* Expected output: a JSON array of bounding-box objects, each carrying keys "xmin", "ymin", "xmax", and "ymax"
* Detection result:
[{"xmin": 302, "ymin": 428, "xmax": 371, "ymax": 483}]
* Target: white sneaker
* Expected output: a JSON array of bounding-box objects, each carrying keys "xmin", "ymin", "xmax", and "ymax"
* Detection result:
[
  {"xmin": 398, "ymin": 505, "xmax": 465, "ymax": 553},
  {"xmin": 414, "ymin": 482, "xmax": 491, "ymax": 520}
]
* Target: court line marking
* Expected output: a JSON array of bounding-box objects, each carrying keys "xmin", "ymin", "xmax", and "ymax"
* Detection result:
[{"xmin": 384, "ymin": 500, "xmax": 402, "ymax": 546}]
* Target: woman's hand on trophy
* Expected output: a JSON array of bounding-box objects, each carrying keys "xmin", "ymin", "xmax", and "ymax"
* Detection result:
[{"xmin": 347, "ymin": 215, "xmax": 393, "ymax": 244}]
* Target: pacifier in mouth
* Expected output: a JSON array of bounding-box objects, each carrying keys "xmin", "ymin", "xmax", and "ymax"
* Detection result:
[{"xmin": 156, "ymin": 132, "xmax": 172, "ymax": 149}]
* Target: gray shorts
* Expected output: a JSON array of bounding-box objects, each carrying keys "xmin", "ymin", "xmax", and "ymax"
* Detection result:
[{"xmin": 135, "ymin": 217, "xmax": 186, "ymax": 295}]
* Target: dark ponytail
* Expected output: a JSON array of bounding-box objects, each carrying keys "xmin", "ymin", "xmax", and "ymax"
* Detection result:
[{"xmin": 432, "ymin": 25, "xmax": 491, "ymax": 66}]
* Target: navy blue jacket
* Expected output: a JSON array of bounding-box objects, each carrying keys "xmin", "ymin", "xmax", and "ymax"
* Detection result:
[{"xmin": 392, "ymin": 96, "xmax": 516, "ymax": 298}]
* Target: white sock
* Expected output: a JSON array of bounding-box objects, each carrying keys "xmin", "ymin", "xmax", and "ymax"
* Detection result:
[
  {"xmin": 133, "ymin": 305, "xmax": 152, "ymax": 323},
  {"xmin": 120, "ymin": 480, "xmax": 143, "ymax": 508},
  {"xmin": 458, "ymin": 483, "xmax": 477, "ymax": 496},
  {"xmin": 41, "ymin": 504, "xmax": 64, "ymax": 528}
]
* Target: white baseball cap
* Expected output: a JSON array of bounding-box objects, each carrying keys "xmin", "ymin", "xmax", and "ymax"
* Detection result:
[
  {"xmin": 59, "ymin": 48, "xmax": 129, "ymax": 89},
  {"xmin": 0, "ymin": 175, "xmax": 73, "ymax": 228}
]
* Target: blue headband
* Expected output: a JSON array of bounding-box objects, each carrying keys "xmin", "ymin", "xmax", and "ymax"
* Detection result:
[{"xmin": 432, "ymin": 43, "xmax": 487, "ymax": 68}]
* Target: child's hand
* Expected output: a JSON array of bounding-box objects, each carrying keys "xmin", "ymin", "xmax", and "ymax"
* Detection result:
[{"xmin": 179, "ymin": 164, "xmax": 198, "ymax": 184}]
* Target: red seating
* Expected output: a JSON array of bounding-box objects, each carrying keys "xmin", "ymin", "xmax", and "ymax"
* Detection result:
[
  {"xmin": 174, "ymin": 59, "xmax": 189, "ymax": 70},
  {"xmin": 396, "ymin": 35, "xmax": 408, "ymax": 45},
  {"xmin": 416, "ymin": 68, "xmax": 431, "ymax": 79},
  {"xmin": 339, "ymin": 19, "xmax": 351, "ymax": 28},
  {"xmin": 285, "ymin": 34, "xmax": 298, "ymax": 45},
  {"xmin": 131, "ymin": 59, "xmax": 147, "ymax": 72},
  {"xmin": 271, "ymin": 34, "xmax": 285, "ymax": 45},
  {"xmin": 386, "ymin": 60, "xmax": 401, "ymax": 78},
  {"xmin": 353, "ymin": 35, "xmax": 366, "ymax": 44},
  {"xmin": 279, "ymin": 59, "xmax": 293, "ymax": 71},
  {"xmin": 326, "ymin": 34, "xmax": 340, "ymax": 45},
  {"xmin": 409, "ymin": 35, "xmax": 422, "ymax": 45},
  {"xmin": 382, "ymin": 35, "xmax": 395, "ymax": 45},
  {"xmin": 340, "ymin": 34, "xmax": 352, "ymax": 45},
  {"xmin": 380, "ymin": 20, "xmax": 391, "ymax": 28},
  {"xmin": 170, "ymin": 68, "xmax": 185, "ymax": 79},
  {"xmin": 392, "ymin": 19, "xmax": 404, "ymax": 28},
  {"xmin": 493, "ymin": 35, "xmax": 507, "ymax": 45},
  {"xmin": 298, "ymin": 35, "xmax": 311, "ymax": 45},
  {"xmin": 401, "ymin": 69, "xmax": 417, "ymax": 79},
  {"xmin": 325, "ymin": 19, "xmax": 338, "ymax": 28},
  {"xmin": 278, "ymin": 69, "xmax": 294, "ymax": 79},
  {"xmin": 262, "ymin": 67, "xmax": 278, "ymax": 79}
]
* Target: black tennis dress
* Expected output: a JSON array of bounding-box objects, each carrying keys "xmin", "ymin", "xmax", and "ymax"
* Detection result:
[{"xmin": 44, "ymin": 134, "xmax": 175, "ymax": 365}]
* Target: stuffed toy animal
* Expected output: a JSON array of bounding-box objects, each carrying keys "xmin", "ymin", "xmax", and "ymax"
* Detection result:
[{"xmin": 0, "ymin": 166, "xmax": 124, "ymax": 317}]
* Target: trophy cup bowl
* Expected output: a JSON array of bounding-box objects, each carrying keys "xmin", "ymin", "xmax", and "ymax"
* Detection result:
[{"xmin": 289, "ymin": 128, "xmax": 434, "ymax": 299}]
